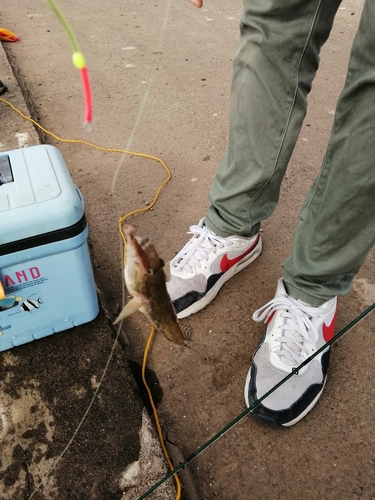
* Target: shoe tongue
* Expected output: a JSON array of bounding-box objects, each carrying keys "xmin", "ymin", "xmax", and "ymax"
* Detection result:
[
  {"xmin": 278, "ymin": 314, "xmax": 304, "ymax": 366},
  {"xmin": 203, "ymin": 223, "xmax": 217, "ymax": 237},
  {"xmin": 199, "ymin": 224, "xmax": 218, "ymax": 249},
  {"xmin": 278, "ymin": 280, "xmax": 315, "ymax": 309},
  {"xmin": 279, "ymin": 354, "xmax": 298, "ymax": 367},
  {"xmin": 279, "ymin": 342, "xmax": 302, "ymax": 366},
  {"xmin": 286, "ymin": 341, "xmax": 301, "ymax": 353}
]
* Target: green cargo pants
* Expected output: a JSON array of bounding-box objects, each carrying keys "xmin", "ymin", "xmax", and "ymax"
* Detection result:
[{"xmin": 205, "ymin": 0, "xmax": 375, "ymax": 306}]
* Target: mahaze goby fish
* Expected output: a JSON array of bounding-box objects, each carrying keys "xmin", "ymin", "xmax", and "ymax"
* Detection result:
[{"xmin": 114, "ymin": 224, "xmax": 190, "ymax": 346}]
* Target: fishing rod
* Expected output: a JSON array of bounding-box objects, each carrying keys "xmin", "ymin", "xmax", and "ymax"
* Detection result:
[{"xmin": 138, "ymin": 301, "xmax": 375, "ymax": 500}]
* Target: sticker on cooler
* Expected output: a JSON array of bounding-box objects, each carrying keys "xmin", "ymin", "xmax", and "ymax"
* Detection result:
[
  {"xmin": 0, "ymin": 265, "xmax": 45, "ymax": 326},
  {"xmin": 3, "ymin": 266, "xmax": 47, "ymax": 292}
]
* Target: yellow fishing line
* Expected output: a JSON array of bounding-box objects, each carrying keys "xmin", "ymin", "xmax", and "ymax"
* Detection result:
[
  {"xmin": 142, "ymin": 326, "xmax": 182, "ymax": 499},
  {"xmin": 0, "ymin": 97, "xmax": 171, "ymax": 172},
  {"xmin": 1, "ymin": 97, "xmax": 181, "ymax": 500}
]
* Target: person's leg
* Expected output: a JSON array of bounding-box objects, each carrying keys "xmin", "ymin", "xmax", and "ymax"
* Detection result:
[
  {"xmin": 206, "ymin": 0, "xmax": 343, "ymax": 237},
  {"xmin": 168, "ymin": 0, "xmax": 342, "ymax": 318},
  {"xmin": 283, "ymin": 0, "xmax": 375, "ymax": 305},
  {"xmin": 246, "ymin": 0, "xmax": 375, "ymax": 426}
]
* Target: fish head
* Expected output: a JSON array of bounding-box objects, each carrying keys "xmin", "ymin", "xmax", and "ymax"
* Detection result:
[{"xmin": 122, "ymin": 224, "xmax": 164, "ymax": 294}]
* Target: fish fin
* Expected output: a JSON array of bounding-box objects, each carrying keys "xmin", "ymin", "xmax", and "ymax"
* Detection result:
[
  {"xmin": 181, "ymin": 324, "xmax": 193, "ymax": 342},
  {"xmin": 161, "ymin": 330, "xmax": 186, "ymax": 347},
  {"xmin": 160, "ymin": 322, "xmax": 192, "ymax": 347},
  {"xmin": 113, "ymin": 298, "xmax": 148, "ymax": 325},
  {"xmin": 163, "ymin": 261, "xmax": 171, "ymax": 281}
]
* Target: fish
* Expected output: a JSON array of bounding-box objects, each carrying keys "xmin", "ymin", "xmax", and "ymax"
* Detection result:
[
  {"xmin": 114, "ymin": 224, "xmax": 190, "ymax": 347},
  {"xmin": 19, "ymin": 297, "xmax": 43, "ymax": 313}
]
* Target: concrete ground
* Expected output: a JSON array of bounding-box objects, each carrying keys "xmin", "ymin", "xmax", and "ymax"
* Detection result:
[
  {"xmin": 0, "ymin": 26, "xmax": 175, "ymax": 500},
  {"xmin": 1, "ymin": 0, "xmax": 375, "ymax": 499}
]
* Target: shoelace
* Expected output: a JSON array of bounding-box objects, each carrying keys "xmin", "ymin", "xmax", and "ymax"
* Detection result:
[
  {"xmin": 171, "ymin": 220, "xmax": 234, "ymax": 272},
  {"xmin": 253, "ymin": 296, "xmax": 323, "ymax": 366}
]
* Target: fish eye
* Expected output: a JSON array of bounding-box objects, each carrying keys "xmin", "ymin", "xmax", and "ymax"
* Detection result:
[{"xmin": 148, "ymin": 268, "xmax": 156, "ymax": 275}]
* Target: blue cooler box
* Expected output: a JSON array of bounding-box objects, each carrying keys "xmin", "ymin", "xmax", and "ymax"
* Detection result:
[{"xmin": 0, "ymin": 145, "xmax": 99, "ymax": 351}]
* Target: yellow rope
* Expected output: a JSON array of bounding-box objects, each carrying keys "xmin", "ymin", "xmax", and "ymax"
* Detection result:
[
  {"xmin": 0, "ymin": 97, "xmax": 172, "ymax": 168},
  {"xmin": 141, "ymin": 326, "xmax": 182, "ymax": 499},
  {"xmin": 0, "ymin": 97, "xmax": 181, "ymax": 499}
]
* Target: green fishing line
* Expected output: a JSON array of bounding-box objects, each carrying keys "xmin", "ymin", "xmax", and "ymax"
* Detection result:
[
  {"xmin": 43, "ymin": 0, "xmax": 92, "ymax": 123},
  {"xmin": 43, "ymin": 0, "xmax": 80, "ymax": 53}
]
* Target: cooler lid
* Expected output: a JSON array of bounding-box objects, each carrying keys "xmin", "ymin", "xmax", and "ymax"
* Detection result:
[{"xmin": 0, "ymin": 145, "xmax": 84, "ymax": 245}]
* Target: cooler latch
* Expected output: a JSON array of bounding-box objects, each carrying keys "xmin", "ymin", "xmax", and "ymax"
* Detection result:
[{"xmin": 0, "ymin": 155, "xmax": 14, "ymax": 185}]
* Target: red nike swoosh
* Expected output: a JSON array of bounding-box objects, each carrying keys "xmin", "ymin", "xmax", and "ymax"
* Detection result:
[
  {"xmin": 323, "ymin": 309, "xmax": 337, "ymax": 342},
  {"xmin": 220, "ymin": 234, "xmax": 260, "ymax": 273},
  {"xmin": 266, "ymin": 311, "xmax": 276, "ymax": 325}
]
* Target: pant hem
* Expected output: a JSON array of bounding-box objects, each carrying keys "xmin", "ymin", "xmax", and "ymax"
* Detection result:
[
  {"xmin": 205, "ymin": 216, "xmax": 260, "ymax": 238},
  {"xmin": 283, "ymin": 279, "xmax": 336, "ymax": 307}
]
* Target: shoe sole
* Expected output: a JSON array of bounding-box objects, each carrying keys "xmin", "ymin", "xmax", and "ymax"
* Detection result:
[
  {"xmin": 176, "ymin": 236, "xmax": 262, "ymax": 319},
  {"xmin": 244, "ymin": 367, "xmax": 327, "ymax": 427}
]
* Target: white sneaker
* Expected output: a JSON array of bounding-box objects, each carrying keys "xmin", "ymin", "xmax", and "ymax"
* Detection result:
[
  {"xmin": 244, "ymin": 279, "xmax": 337, "ymax": 426},
  {"xmin": 167, "ymin": 219, "xmax": 262, "ymax": 318}
]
